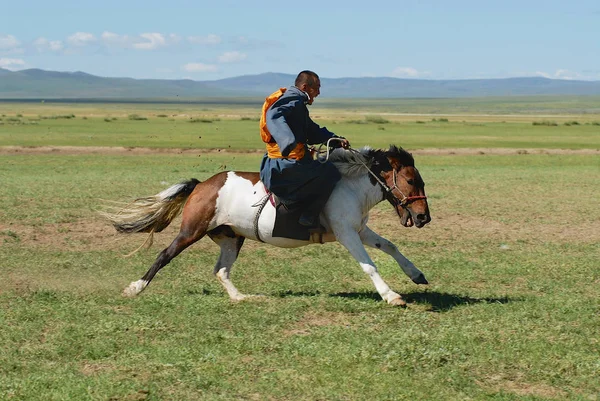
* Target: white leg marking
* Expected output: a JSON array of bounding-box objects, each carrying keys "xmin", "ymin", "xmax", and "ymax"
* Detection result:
[
  {"xmin": 336, "ymin": 230, "xmax": 405, "ymax": 306},
  {"xmin": 360, "ymin": 226, "xmax": 427, "ymax": 284},
  {"xmin": 216, "ymin": 267, "xmax": 247, "ymax": 302},
  {"xmin": 123, "ymin": 279, "xmax": 148, "ymax": 297}
]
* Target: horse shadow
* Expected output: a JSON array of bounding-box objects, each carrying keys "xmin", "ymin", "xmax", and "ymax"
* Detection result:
[
  {"xmin": 277, "ymin": 289, "xmax": 515, "ymax": 312},
  {"xmin": 335, "ymin": 290, "xmax": 514, "ymax": 312}
]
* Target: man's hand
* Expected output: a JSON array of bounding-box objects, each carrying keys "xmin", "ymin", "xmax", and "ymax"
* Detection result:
[{"xmin": 331, "ymin": 136, "xmax": 350, "ymax": 149}]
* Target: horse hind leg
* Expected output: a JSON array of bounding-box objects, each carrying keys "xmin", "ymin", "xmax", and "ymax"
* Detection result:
[
  {"xmin": 208, "ymin": 226, "xmax": 247, "ymax": 301},
  {"xmin": 123, "ymin": 227, "xmax": 205, "ymax": 297}
]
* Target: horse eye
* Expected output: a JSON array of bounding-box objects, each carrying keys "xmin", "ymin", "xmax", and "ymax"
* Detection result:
[{"xmin": 407, "ymin": 179, "xmax": 415, "ymax": 186}]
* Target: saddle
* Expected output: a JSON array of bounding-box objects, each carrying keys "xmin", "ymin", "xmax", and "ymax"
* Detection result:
[{"xmin": 253, "ymin": 189, "xmax": 326, "ymax": 242}]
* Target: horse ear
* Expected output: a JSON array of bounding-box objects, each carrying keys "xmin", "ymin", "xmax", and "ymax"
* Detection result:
[
  {"xmin": 372, "ymin": 151, "xmax": 393, "ymax": 172},
  {"xmin": 385, "ymin": 145, "xmax": 414, "ymax": 169},
  {"xmin": 385, "ymin": 154, "xmax": 402, "ymax": 170}
]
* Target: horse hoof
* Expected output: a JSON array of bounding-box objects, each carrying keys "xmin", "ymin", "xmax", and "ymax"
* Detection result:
[
  {"xmin": 412, "ymin": 274, "xmax": 429, "ymax": 285},
  {"xmin": 122, "ymin": 287, "xmax": 138, "ymax": 297},
  {"xmin": 389, "ymin": 297, "xmax": 407, "ymax": 307},
  {"xmin": 122, "ymin": 280, "xmax": 147, "ymax": 297},
  {"xmin": 231, "ymin": 294, "xmax": 265, "ymax": 302}
]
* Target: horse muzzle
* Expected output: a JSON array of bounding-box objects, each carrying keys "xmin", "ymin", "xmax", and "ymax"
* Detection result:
[
  {"xmin": 413, "ymin": 212, "xmax": 431, "ymax": 228},
  {"xmin": 400, "ymin": 208, "xmax": 431, "ymax": 228}
]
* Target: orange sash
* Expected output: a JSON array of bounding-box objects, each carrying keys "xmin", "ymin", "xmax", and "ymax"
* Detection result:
[{"xmin": 260, "ymin": 88, "xmax": 305, "ymax": 160}]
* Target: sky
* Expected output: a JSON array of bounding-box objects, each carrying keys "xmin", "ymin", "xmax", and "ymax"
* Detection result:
[{"xmin": 1, "ymin": 0, "xmax": 599, "ymax": 82}]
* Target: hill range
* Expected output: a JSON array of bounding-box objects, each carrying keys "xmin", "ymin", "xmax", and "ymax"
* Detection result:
[{"xmin": 1, "ymin": 68, "xmax": 600, "ymax": 99}]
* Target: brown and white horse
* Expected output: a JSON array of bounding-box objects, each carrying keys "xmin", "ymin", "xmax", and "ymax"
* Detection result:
[{"xmin": 103, "ymin": 145, "xmax": 431, "ymax": 306}]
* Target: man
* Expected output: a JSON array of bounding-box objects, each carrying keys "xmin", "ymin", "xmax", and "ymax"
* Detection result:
[{"xmin": 259, "ymin": 70, "xmax": 350, "ymax": 229}]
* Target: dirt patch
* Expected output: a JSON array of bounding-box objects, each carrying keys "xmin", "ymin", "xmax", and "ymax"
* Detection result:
[
  {"xmin": 81, "ymin": 362, "xmax": 115, "ymax": 376},
  {"xmin": 368, "ymin": 208, "xmax": 600, "ymax": 244},
  {"xmin": 2, "ymin": 204, "xmax": 597, "ymax": 256},
  {"xmin": 1, "ymin": 218, "xmax": 132, "ymax": 252},
  {"xmin": 283, "ymin": 311, "xmax": 352, "ymax": 337},
  {"xmin": 0, "ymin": 145, "xmax": 263, "ymax": 156},
  {"xmin": 477, "ymin": 375, "xmax": 569, "ymax": 399},
  {"xmin": 1, "ymin": 145, "xmax": 598, "ymax": 156},
  {"xmin": 413, "ymin": 148, "xmax": 600, "ymax": 156}
]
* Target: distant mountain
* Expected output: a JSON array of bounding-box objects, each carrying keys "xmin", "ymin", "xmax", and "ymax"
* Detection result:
[{"xmin": 1, "ymin": 68, "xmax": 600, "ymax": 99}]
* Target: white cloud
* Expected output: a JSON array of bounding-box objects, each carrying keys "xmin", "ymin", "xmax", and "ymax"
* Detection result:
[
  {"xmin": 101, "ymin": 31, "xmax": 132, "ymax": 48},
  {"xmin": 218, "ymin": 51, "xmax": 247, "ymax": 63},
  {"xmin": 391, "ymin": 67, "xmax": 422, "ymax": 78},
  {"xmin": 0, "ymin": 34, "xmax": 20, "ymax": 50},
  {"xmin": 0, "ymin": 58, "xmax": 26, "ymax": 70},
  {"xmin": 34, "ymin": 37, "xmax": 64, "ymax": 52},
  {"xmin": 101, "ymin": 31, "xmax": 120, "ymax": 41},
  {"xmin": 102, "ymin": 32, "xmax": 179, "ymax": 50},
  {"xmin": 188, "ymin": 34, "xmax": 221, "ymax": 45},
  {"xmin": 182, "ymin": 63, "xmax": 218, "ymax": 73},
  {"xmin": 133, "ymin": 33, "xmax": 167, "ymax": 50},
  {"xmin": 167, "ymin": 34, "xmax": 181, "ymax": 44},
  {"xmin": 535, "ymin": 69, "xmax": 587, "ymax": 80},
  {"xmin": 67, "ymin": 32, "xmax": 96, "ymax": 47},
  {"xmin": 554, "ymin": 69, "xmax": 578, "ymax": 80}
]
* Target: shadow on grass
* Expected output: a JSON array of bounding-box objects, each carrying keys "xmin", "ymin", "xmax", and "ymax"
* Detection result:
[
  {"xmin": 403, "ymin": 291, "xmax": 514, "ymax": 312},
  {"xmin": 276, "ymin": 290, "xmax": 322, "ymax": 298},
  {"xmin": 276, "ymin": 289, "xmax": 515, "ymax": 312},
  {"xmin": 335, "ymin": 290, "xmax": 514, "ymax": 312}
]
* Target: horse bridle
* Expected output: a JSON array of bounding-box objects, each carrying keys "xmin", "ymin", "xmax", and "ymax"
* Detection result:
[
  {"xmin": 344, "ymin": 148, "xmax": 426, "ymax": 208},
  {"xmin": 377, "ymin": 167, "xmax": 427, "ymax": 208},
  {"xmin": 320, "ymin": 144, "xmax": 427, "ymax": 209}
]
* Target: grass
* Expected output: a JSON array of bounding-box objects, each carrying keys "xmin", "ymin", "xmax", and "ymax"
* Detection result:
[
  {"xmin": 1, "ymin": 149, "xmax": 599, "ymax": 400},
  {"xmin": 0, "ymin": 100, "xmax": 599, "ymax": 399},
  {"xmin": 1, "ymin": 104, "xmax": 600, "ymax": 150}
]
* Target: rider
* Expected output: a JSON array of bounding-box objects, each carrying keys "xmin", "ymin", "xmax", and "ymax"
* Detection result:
[{"xmin": 259, "ymin": 70, "xmax": 350, "ymax": 229}]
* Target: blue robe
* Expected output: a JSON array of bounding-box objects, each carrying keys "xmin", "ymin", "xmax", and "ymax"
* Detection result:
[{"xmin": 259, "ymin": 86, "xmax": 341, "ymax": 209}]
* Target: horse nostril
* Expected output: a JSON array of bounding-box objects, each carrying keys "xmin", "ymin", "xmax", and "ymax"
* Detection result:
[{"xmin": 416, "ymin": 213, "xmax": 428, "ymax": 222}]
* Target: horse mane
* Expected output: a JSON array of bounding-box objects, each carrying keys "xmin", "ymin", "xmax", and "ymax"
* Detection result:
[
  {"xmin": 329, "ymin": 147, "xmax": 373, "ymax": 177},
  {"xmin": 329, "ymin": 145, "xmax": 414, "ymax": 178}
]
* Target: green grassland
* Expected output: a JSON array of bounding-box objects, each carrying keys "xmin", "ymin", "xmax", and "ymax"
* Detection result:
[
  {"xmin": 1, "ymin": 98, "xmax": 600, "ymax": 150},
  {"xmin": 1, "ymin": 99, "xmax": 599, "ymax": 400}
]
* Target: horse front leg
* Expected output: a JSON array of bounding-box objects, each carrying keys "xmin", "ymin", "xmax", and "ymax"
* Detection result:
[
  {"xmin": 336, "ymin": 230, "xmax": 406, "ymax": 306},
  {"xmin": 359, "ymin": 226, "xmax": 428, "ymax": 285}
]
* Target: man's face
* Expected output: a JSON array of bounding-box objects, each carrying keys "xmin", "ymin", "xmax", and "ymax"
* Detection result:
[{"xmin": 304, "ymin": 79, "xmax": 321, "ymax": 105}]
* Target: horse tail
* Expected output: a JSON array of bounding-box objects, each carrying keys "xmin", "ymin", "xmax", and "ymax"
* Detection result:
[{"xmin": 101, "ymin": 178, "xmax": 201, "ymax": 234}]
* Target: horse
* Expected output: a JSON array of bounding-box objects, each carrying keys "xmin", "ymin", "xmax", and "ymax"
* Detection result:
[{"xmin": 102, "ymin": 145, "xmax": 431, "ymax": 306}]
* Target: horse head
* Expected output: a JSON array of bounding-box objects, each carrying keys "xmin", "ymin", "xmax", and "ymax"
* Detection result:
[{"xmin": 370, "ymin": 145, "xmax": 431, "ymax": 228}]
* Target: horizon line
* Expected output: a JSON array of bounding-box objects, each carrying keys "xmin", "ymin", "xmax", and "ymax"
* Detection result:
[{"xmin": 2, "ymin": 67, "xmax": 599, "ymax": 83}]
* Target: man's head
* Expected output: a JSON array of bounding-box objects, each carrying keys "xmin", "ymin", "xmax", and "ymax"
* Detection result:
[{"xmin": 295, "ymin": 70, "xmax": 321, "ymax": 105}]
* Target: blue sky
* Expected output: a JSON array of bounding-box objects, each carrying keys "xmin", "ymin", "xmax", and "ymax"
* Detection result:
[{"xmin": 1, "ymin": 0, "xmax": 599, "ymax": 81}]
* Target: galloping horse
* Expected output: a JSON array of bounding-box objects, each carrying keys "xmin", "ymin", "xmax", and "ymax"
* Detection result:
[{"xmin": 103, "ymin": 145, "xmax": 431, "ymax": 306}]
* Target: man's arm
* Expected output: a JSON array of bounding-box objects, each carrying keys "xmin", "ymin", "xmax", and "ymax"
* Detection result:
[{"xmin": 265, "ymin": 96, "xmax": 303, "ymax": 157}]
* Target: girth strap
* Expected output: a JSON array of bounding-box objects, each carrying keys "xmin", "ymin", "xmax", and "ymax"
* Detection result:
[{"xmin": 251, "ymin": 193, "xmax": 270, "ymax": 243}]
